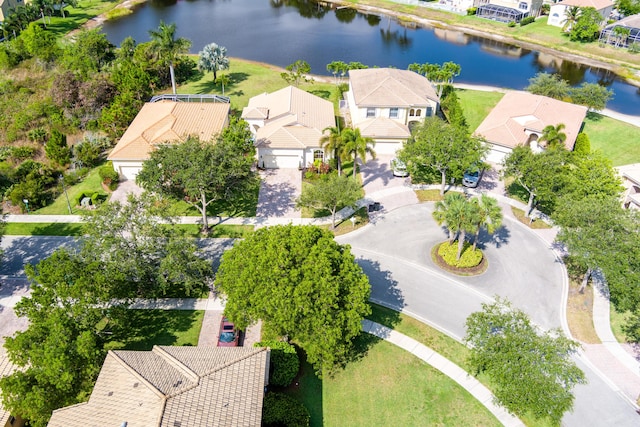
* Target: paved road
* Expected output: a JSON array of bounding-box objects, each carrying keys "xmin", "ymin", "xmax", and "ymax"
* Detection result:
[{"xmin": 337, "ymin": 203, "xmax": 640, "ymax": 426}]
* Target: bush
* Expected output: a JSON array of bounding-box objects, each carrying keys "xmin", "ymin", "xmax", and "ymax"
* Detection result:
[
  {"xmin": 438, "ymin": 241, "xmax": 482, "ymax": 268},
  {"xmin": 467, "ymin": 7, "xmax": 477, "ymax": 15},
  {"xmin": 629, "ymin": 42, "xmax": 640, "ymax": 53},
  {"xmin": 255, "ymin": 340, "xmax": 300, "ymax": 387},
  {"xmin": 99, "ymin": 162, "xmax": 119, "ymax": 190},
  {"xmin": 337, "ymin": 82, "xmax": 349, "ymax": 95},
  {"xmin": 573, "ymin": 133, "xmax": 591, "ymax": 156},
  {"xmin": 27, "ymin": 127, "xmax": 47, "ymax": 143},
  {"xmin": 74, "ymin": 191, "xmax": 107, "ymax": 207},
  {"xmin": 520, "ymin": 16, "xmax": 535, "ymax": 26},
  {"xmin": 9, "ymin": 146, "xmax": 37, "ymax": 161},
  {"xmin": 262, "ymin": 392, "xmax": 310, "ymax": 427},
  {"xmin": 508, "ymin": 21, "xmax": 516, "ymax": 27},
  {"xmin": 45, "ymin": 130, "xmax": 71, "ymax": 166}
]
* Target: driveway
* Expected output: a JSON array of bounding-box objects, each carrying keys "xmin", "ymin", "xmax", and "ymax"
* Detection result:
[
  {"xmin": 110, "ymin": 179, "xmax": 144, "ymax": 204},
  {"xmin": 256, "ymin": 168, "xmax": 302, "ymax": 218},
  {"xmin": 359, "ymin": 154, "xmax": 418, "ymax": 215}
]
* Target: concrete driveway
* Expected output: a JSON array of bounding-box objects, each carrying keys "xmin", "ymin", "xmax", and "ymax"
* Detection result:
[
  {"xmin": 359, "ymin": 154, "xmax": 418, "ymax": 214},
  {"xmin": 256, "ymin": 168, "xmax": 302, "ymax": 218},
  {"xmin": 110, "ymin": 179, "xmax": 143, "ymax": 204}
]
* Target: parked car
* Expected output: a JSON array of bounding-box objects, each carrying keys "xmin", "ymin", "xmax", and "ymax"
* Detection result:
[
  {"xmin": 391, "ymin": 158, "xmax": 409, "ymax": 177},
  {"xmin": 462, "ymin": 166, "xmax": 484, "ymax": 188},
  {"xmin": 217, "ymin": 317, "xmax": 239, "ymax": 347}
]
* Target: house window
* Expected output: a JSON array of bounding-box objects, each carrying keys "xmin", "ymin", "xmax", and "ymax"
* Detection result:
[
  {"xmin": 425, "ymin": 107, "xmax": 432, "ymax": 117},
  {"xmin": 409, "ymin": 108, "xmax": 415, "ymax": 117},
  {"xmin": 518, "ymin": 1, "xmax": 527, "ymax": 9},
  {"xmin": 416, "ymin": 108, "xmax": 423, "ymax": 117},
  {"xmin": 313, "ymin": 150, "xmax": 324, "ymax": 161},
  {"xmin": 366, "ymin": 107, "xmax": 376, "ymax": 118},
  {"xmin": 389, "ymin": 107, "xmax": 399, "ymax": 119}
]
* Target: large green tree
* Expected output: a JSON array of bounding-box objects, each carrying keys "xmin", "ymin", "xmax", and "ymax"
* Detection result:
[
  {"xmin": 148, "ymin": 21, "xmax": 191, "ymax": 94},
  {"xmin": 470, "ymin": 194, "xmax": 503, "ymax": 251},
  {"xmin": 197, "ymin": 42, "xmax": 229, "ymax": 82},
  {"xmin": 296, "ymin": 173, "xmax": 361, "ymax": 228},
  {"xmin": 320, "ymin": 126, "xmax": 345, "ymax": 176},
  {"xmin": 433, "ymin": 192, "xmax": 478, "ymax": 260},
  {"xmin": 570, "ymin": 82, "xmax": 614, "ymax": 112},
  {"xmin": 526, "ymin": 73, "xmax": 570, "ymax": 100},
  {"xmin": 341, "ymin": 127, "xmax": 376, "ymax": 179},
  {"xmin": 408, "ymin": 61, "xmax": 461, "ymax": 97},
  {"xmin": 570, "ymin": 7, "xmax": 602, "ymax": 42},
  {"xmin": 465, "ymin": 298, "xmax": 586, "ymax": 425},
  {"xmin": 214, "ymin": 225, "xmax": 371, "ymax": 373},
  {"xmin": 136, "ymin": 134, "xmax": 256, "ymax": 231},
  {"xmin": 400, "ymin": 117, "xmax": 486, "ymax": 195}
]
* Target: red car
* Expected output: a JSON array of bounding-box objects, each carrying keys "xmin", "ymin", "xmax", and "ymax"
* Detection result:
[{"xmin": 217, "ymin": 317, "xmax": 239, "ymax": 347}]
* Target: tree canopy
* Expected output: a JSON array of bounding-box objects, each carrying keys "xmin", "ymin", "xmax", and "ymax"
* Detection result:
[
  {"xmin": 465, "ymin": 298, "xmax": 586, "ymax": 425},
  {"xmin": 214, "ymin": 225, "xmax": 371, "ymax": 373},
  {"xmin": 198, "ymin": 42, "xmax": 229, "ymax": 82},
  {"xmin": 570, "ymin": 7, "xmax": 602, "ymax": 42},
  {"xmin": 281, "ymin": 59, "xmax": 312, "ymax": 87},
  {"xmin": 341, "ymin": 127, "xmax": 376, "ymax": 179},
  {"xmin": 400, "ymin": 117, "xmax": 486, "ymax": 195},
  {"xmin": 296, "ymin": 173, "xmax": 362, "ymax": 228},
  {"xmin": 136, "ymin": 130, "xmax": 256, "ymax": 231},
  {"xmin": 148, "ymin": 21, "xmax": 191, "ymax": 93}
]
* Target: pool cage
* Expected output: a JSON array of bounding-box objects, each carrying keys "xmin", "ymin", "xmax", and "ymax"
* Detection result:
[
  {"xmin": 476, "ymin": 4, "xmax": 526, "ymax": 23},
  {"xmin": 599, "ymin": 24, "xmax": 640, "ymax": 49}
]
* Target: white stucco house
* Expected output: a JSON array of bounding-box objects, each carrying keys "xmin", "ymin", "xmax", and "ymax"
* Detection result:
[
  {"xmin": 107, "ymin": 99, "xmax": 230, "ymax": 180},
  {"xmin": 241, "ymin": 86, "xmax": 335, "ymax": 169},
  {"xmin": 548, "ymin": 0, "xmax": 613, "ymax": 28},
  {"xmin": 346, "ymin": 68, "xmax": 440, "ymax": 155},
  {"xmin": 474, "ymin": 91, "xmax": 587, "ymax": 164},
  {"xmin": 617, "ymin": 163, "xmax": 640, "ymax": 210}
]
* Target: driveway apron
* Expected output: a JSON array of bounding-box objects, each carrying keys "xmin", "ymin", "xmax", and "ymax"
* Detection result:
[
  {"xmin": 359, "ymin": 154, "xmax": 418, "ymax": 215},
  {"xmin": 256, "ymin": 168, "xmax": 302, "ymax": 218}
]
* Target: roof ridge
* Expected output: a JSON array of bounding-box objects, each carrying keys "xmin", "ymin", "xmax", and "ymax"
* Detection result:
[
  {"xmin": 108, "ymin": 350, "xmax": 167, "ymax": 399},
  {"xmin": 152, "ymin": 346, "xmax": 200, "ymax": 383}
]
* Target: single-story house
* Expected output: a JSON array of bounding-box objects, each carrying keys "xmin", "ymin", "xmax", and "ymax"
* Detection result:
[
  {"xmin": 599, "ymin": 14, "xmax": 640, "ymax": 49},
  {"xmin": 617, "ymin": 163, "xmax": 640, "ymax": 210},
  {"xmin": 107, "ymin": 100, "xmax": 230, "ymax": 180},
  {"xmin": 0, "ymin": 354, "xmax": 25, "ymax": 427},
  {"xmin": 474, "ymin": 91, "xmax": 587, "ymax": 164},
  {"xmin": 346, "ymin": 68, "xmax": 440, "ymax": 155},
  {"xmin": 242, "ymin": 85, "xmax": 335, "ymax": 169},
  {"xmin": 48, "ymin": 346, "xmax": 270, "ymax": 427},
  {"xmin": 548, "ymin": 0, "xmax": 613, "ymax": 28}
]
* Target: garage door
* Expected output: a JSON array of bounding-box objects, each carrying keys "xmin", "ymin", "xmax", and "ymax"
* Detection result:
[
  {"xmin": 263, "ymin": 155, "xmax": 300, "ymax": 169},
  {"xmin": 119, "ymin": 166, "xmax": 142, "ymax": 181},
  {"xmin": 374, "ymin": 142, "xmax": 402, "ymax": 155}
]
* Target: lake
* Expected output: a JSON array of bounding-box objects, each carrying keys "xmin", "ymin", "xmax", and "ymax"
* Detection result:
[{"xmin": 101, "ymin": 0, "xmax": 640, "ymax": 115}]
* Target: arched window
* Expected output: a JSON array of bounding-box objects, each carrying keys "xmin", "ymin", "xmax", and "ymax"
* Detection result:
[
  {"xmin": 416, "ymin": 109, "xmax": 422, "ymax": 117},
  {"xmin": 313, "ymin": 150, "xmax": 324, "ymax": 161},
  {"xmin": 409, "ymin": 108, "xmax": 415, "ymax": 116}
]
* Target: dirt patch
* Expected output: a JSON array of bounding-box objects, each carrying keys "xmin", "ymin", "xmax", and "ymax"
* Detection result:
[{"xmin": 566, "ymin": 279, "xmax": 599, "ymax": 344}]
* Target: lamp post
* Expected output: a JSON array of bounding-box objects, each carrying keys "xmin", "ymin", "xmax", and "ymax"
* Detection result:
[
  {"xmin": 22, "ymin": 199, "xmax": 29, "ymax": 214},
  {"xmin": 60, "ymin": 175, "xmax": 72, "ymax": 214}
]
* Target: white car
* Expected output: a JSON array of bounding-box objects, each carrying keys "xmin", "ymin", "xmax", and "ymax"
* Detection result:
[{"xmin": 391, "ymin": 158, "xmax": 409, "ymax": 177}]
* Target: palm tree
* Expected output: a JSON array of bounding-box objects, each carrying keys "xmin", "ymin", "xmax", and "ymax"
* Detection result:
[
  {"xmin": 540, "ymin": 123, "xmax": 566, "ymax": 148},
  {"xmin": 217, "ymin": 73, "xmax": 231, "ymax": 96},
  {"xmin": 613, "ymin": 26, "xmax": 631, "ymax": 48},
  {"xmin": 149, "ymin": 21, "xmax": 192, "ymax": 94},
  {"xmin": 470, "ymin": 194, "xmax": 503, "ymax": 251},
  {"xmin": 433, "ymin": 192, "xmax": 478, "ymax": 260},
  {"xmin": 198, "ymin": 42, "xmax": 230, "ymax": 82},
  {"xmin": 320, "ymin": 125, "xmax": 344, "ymax": 176},
  {"xmin": 562, "ymin": 6, "xmax": 580, "ymax": 32},
  {"xmin": 341, "ymin": 127, "xmax": 376, "ymax": 179}
]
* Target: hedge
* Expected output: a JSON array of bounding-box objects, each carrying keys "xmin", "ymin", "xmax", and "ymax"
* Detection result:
[
  {"xmin": 438, "ymin": 241, "xmax": 483, "ymax": 268},
  {"xmin": 255, "ymin": 340, "xmax": 300, "ymax": 387},
  {"xmin": 262, "ymin": 392, "xmax": 310, "ymax": 427}
]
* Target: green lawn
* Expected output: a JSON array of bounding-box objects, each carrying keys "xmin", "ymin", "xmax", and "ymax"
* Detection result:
[
  {"xmin": 456, "ymin": 88, "xmax": 504, "ymax": 131},
  {"xmin": 5, "ymin": 222, "xmax": 85, "ymax": 236},
  {"xmin": 582, "ymin": 112, "xmax": 640, "ymax": 166},
  {"xmin": 34, "ymin": 166, "xmax": 105, "ymax": 215},
  {"xmin": 45, "ymin": 0, "xmax": 126, "ymax": 39},
  {"xmin": 105, "ymin": 309, "xmax": 204, "ymax": 351}
]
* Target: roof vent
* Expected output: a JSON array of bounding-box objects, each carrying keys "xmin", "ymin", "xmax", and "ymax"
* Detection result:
[
  {"xmin": 173, "ymin": 380, "xmax": 183, "ymax": 388},
  {"xmin": 133, "ymin": 382, "xmax": 139, "ymax": 388},
  {"xmin": 107, "ymin": 391, "xmax": 114, "ymax": 396}
]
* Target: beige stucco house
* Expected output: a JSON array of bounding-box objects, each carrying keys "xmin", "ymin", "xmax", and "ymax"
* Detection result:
[
  {"xmin": 474, "ymin": 91, "xmax": 587, "ymax": 163},
  {"xmin": 0, "ymin": 354, "xmax": 25, "ymax": 427},
  {"xmin": 0, "ymin": 0, "xmax": 27, "ymax": 23},
  {"xmin": 346, "ymin": 68, "xmax": 440, "ymax": 155},
  {"xmin": 242, "ymin": 85, "xmax": 335, "ymax": 169},
  {"xmin": 48, "ymin": 346, "xmax": 270, "ymax": 427},
  {"xmin": 617, "ymin": 163, "xmax": 640, "ymax": 210},
  {"xmin": 108, "ymin": 100, "xmax": 230, "ymax": 180},
  {"xmin": 548, "ymin": 0, "xmax": 613, "ymax": 28}
]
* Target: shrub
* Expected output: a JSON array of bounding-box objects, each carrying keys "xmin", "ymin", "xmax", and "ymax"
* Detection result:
[
  {"xmin": 337, "ymin": 82, "xmax": 349, "ymax": 95},
  {"xmin": 520, "ymin": 16, "xmax": 535, "ymax": 26},
  {"xmin": 99, "ymin": 162, "xmax": 119, "ymax": 190},
  {"xmin": 74, "ymin": 191, "xmax": 107, "ymax": 207},
  {"xmin": 262, "ymin": 392, "xmax": 310, "ymax": 427},
  {"xmin": 508, "ymin": 21, "xmax": 516, "ymax": 27},
  {"xmin": 438, "ymin": 241, "xmax": 482, "ymax": 268},
  {"xmin": 45, "ymin": 130, "xmax": 71, "ymax": 166},
  {"xmin": 27, "ymin": 127, "xmax": 47, "ymax": 143},
  {"xmin": 74, "ymin": 139, "xmax": 103, "ymax": 168},
  {"xmin": 573, "ymin": 132, "xmax": 591, "ymax": 155},
  {"xmin": 629, "ymin": 42, "xmax": 640, "ymax": 53},
  {"xmin": 467, "ymin": 7, "xmax": 477, "ymax": 15},
  {"xmin": 9, "ymin": 146, "xmax": 37, "ymax": 161},
  {"xmin": 255, "ymin": 340, "xmax": 300, "ymax": 387}
]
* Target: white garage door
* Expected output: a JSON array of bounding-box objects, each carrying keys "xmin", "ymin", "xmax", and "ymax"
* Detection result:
[
  {"xmin": 264, "ymin": 155, "xmax": 300, "ymax": 169},
  {"xmin": 374, "ymin": 142, "xmax": 402, "ymax": 155},
  {"xmin": 119, "ymin": 166, "xmax": 142, "ymax": 181}
]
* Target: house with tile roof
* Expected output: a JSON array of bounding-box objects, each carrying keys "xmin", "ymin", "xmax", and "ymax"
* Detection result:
[
  {"xmin": 616, "ymin": 163, "xmax": 640, "ymax": 210},
  {"xmin": 474, "ymin": 91, "xmax": 587, "ymax": 163},
  {"xmin": 241, "ymin": 86, "xmax": 335, "ymax": 169},
  {"xmin": 345, "ymin": 68, "xmax": 440, "ymax": 155},
  {"xmin": 0, "ymin": 354, "xmax": 25, "ymax": 427},
  {"xmin": 548, "ymin": 0, "xmax": 614, "ymax": 28},
  {"xmin": 107, "ymin": 100, "xmax": 230, "ymax": 180},
  {"xmin": 48, "ymin": 346, "xmax": 269, "ymax": 427}
]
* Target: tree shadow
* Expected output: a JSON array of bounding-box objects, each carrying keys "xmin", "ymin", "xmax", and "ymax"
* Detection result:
[
  {"xmin": 307, "ymin": 89, "xmax": 331, "ymax": 100},
  {"xmin": 361, "ymin": 157, "xmax": 393, "ymax": 187},
  {"xmin": 0, "ymin": 236, "xmax": 79, "ymax": 277},
  {"xmin": 228, "ymin": 72, "xmax": 249, "ymax": 85},
  {"xmin": 473, "ymin": 225, "xmax": 511, "ymax": 250},
  {"xmin": 476, "ymin": 167, "xmax": 499, "ymax": 192},
  {"xmin": 256, "ymin": 170, "xmax": 300, "ymax": 217},
  {"xmin": 355, "ymin": 258, "xmax": 405, "ymax": 313},
  {"xmin": 586, "ymin": 111, "xmax": 604, "ymax": 122}
]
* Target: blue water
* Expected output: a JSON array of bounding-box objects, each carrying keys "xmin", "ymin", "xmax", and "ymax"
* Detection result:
[{"xmin": 101, "ymin": 0, "xmax": 640, "ymax": 115}]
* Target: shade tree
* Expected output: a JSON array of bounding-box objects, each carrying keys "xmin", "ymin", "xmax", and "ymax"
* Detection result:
[
  {"xmin": 281, "ymin": 59, "xmax": 312, "ymax": 87},
  {"xmin": 296, "ymin": 173, "xmax": 361, "ymax": 228}
]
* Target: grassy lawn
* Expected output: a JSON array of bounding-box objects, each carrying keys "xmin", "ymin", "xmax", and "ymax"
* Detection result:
[
  {"xmin": 5, "ymin": 222, "xmax": 85, "ymax": 236},
  {"xmin": 105, "ymin": 309, "xmax": 204, "ymax": 351},
  {"xmin": 456, "ymin": 88, "xmax": 505, "ymax": 131},
  {"xmin": 582, "ymin": 112, "xmax": 640, "ymax": 166},
  {"xmin": 46, "ymin": 0, "xmax": 125, "ymax": 39},
  {"xmin": 610, "ymin": 304, "xmax": 634, "ymax": 343},
  {"xmin": 34, "ymin": 166, "xmax": 105, "ymax": 215},
  {"xmin": 510, "ymin": 206, "xmax": 552, "ymax": 229}
]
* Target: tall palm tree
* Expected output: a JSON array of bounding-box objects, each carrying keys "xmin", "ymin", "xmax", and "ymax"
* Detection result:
[
  {"xmin": 149, "ymin": 21, "xmax": 192, "ymax": 94},
  {"xmin": 198, "ymin": 42, "xmax": 229, "ymax": 82},
  {"xmin": 540, "ymin": 123, "xmax": 566, "ymax": 148},
  {"xmin": 433, "ymin": 192, "xmax": 478, "ymax": 260},
  {"xmin": 217, "ymin": 73, "xmax": 231, "ymax": 96},
  {"xmin": 562, "ymin": 6, "xmax": 580, "ymax": 32},
  {"xmin": 320, "ymin": 125, "xmax": 344, "ymax": 176},
  {"xmin": 470, "ymin": 194, "xmax": 503, "ymax": 251},
  {"xmin": 341, "ymin": 127, "xmax": 376, "ymax": 179}
]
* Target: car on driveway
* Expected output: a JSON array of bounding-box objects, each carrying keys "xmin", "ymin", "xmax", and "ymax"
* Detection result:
[
  {"xmin": 462, "ymin": 166, "xmax": 484, "ymax": 188},
  {"xmin": 391, "ymin": 158, "xmax": 409, "ymax": 177},
  {"xmin": 217, "ymin": 317, "xmax": 239, "ymax": 347}
]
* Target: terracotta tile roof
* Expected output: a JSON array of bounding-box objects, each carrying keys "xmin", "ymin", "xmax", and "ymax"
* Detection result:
[
  {"xmin": 48, "ymin": 346, "xmax": 269, "ymax": 427},
  {"xmin": 349, "ymin": 68, "xmax": 439, "ymax": 107},
  {"xmin": 108, "ymin": 101, "xmax": 230, "ymax": 161},
  {"xmin": 474, "ymin": 91, "xmax": 587, "ymax": 150},
  {"xmin": 558, "ymin": 0, "xmax": 613, "ymax": 10},
  {"xmin": 358, "ymin": 117, "xmax": 411, "ymax": 139},
  {"xmin": 242, "ymin": 86, "xmax": 335, "ymax": 150}
]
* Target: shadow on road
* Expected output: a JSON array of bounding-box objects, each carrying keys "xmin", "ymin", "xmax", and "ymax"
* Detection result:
[
  {"xmin": 356, "ymin": 257, "xmax": 405, "ymax": 312},
  {"xmin": 361, "ymin": 159, "xmax": 393, "ymax": 188},
  {"xmin": 1, "ymin": 236, "xmax": 79, "ymax": 277},
  {"xmin": 474, "ymin": 225, "xmax": 511, "ymax": 250}
]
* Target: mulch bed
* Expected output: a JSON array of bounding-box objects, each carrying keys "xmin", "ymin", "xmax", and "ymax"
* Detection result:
[{"xmin": 430, "ymin": 242, "xmax": 489, "ymax": 277}]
